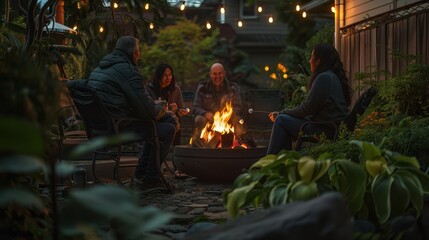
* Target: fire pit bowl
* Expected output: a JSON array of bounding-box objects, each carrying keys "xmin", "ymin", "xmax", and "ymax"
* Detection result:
[{"xmin": 173, "ymin": 145, "xmax": 267, "ymax": 183}]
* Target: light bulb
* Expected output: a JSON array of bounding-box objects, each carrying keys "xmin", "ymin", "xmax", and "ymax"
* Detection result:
[
  {"xmin": 302, "ymin": 12, "xmax": 307, "ymax": 18},
  {"xmin": 268, "ymin": 16, "xmax": 273, "ymax": 23},
  {"xmin": 220, "ymin": 5, "xmax": 225, "ymax": 14},
  {"xmin": 180, "ymin": 2, "xmax": 185, "ymax": 11},
  {"xmin": 73, "ymin": 25, "xmax": 78, "ymax": 31},
  {"xmin": 149, "ymin": 22, "xmax": 154, "ymax": 29},
  {"xmin": 257, "ymin": 6, "xmax": 262, "ymax": 13},
  {"xmin": 296, "ymin": 5, "xmax": 300, "ymax": 11},
  {"xmin": 238, "ymin": 20, "xmax": 243, "ymax": 27},
  {"xmin": 144, "ymin": 3, "xmax": 149, "ymax": 10},
  {"xmin": 77, "ymin": 2, "xmax": 81, "ymax": 9},
  {"xmin": 331, "ymin": 6, "xmax": 336, "ymax": 13},
  {"xmin": 99, "ymin": 26, "xmax": 104, "ymax": 33},
  {"xmin": 113, "ymin": 2, "xmax": 118, "ymax": 8},
  {"xmin": 264, "ymin": 66, "xmax": 269, "ymax": 71},
  {"xmin": 206, "ymin": 22, "xmax": 211, "ymax": 29}
]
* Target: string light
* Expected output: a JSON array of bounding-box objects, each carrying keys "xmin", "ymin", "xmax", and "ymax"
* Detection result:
[
  {"xmin": 302, "ymin": 11, "xmax": 307, "ymax": 18},
  {"xmin": 180, "ymin": 1, "xmax": 186, "ymax": 11},
  {"xmin": 206, "ymin": 21, "xmax": 211, "ymax": 29},
  {"xmin": 113, "ymin": 2, "xmax": 118, "ymax": 8},
  {"xmin": 73, "ymin": 25, "xmax": 78, "ymax": 31},
  {"xmin": 237, "ymin": 20, "xmax": 243, "ymax": 27},
  {"xmin": 268, "ymin": 15, "xmax": 273, "ymax": 23},
  {"xmin": 296, "ymin": 4, "xmax": 300, "ymax": 11},
  {"xmin": 144, "ymin": 3, "xmax": 150, "ymax": 10},
  {"xmin": 220, "ymin": 4, "xmax": 225, "ymax": 14},
  {"xmin": 149, "ymin": 22, "xmax": 154, "ymax": 29},
  {"xmin": 264, "ymin": 66, "xmax": 270, "ymax": 71},
  {"xmin": 257, "ymin": 6, "xmax": 263, "ymax": 13},
  {"xmin": 77, "ymin": 2, "xmax": 81, "ymax": 9},
  {"xmin": 331, "ymin": 6, "xmax": 336, "ymax": 13},
  {"xmin": 99, "ymin": 26, "xmax": 104, "ymax": 33}
]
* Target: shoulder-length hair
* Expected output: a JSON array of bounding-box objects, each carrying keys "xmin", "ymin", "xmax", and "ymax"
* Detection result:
[{"xmin": 152, "ymin": 63, "xmax": 176, "ymax": 100}]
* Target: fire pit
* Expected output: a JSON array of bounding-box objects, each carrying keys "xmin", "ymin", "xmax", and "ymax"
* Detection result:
[{"xmin": 173, "ymin": 145, "xmax": 267, "ymax": 183}]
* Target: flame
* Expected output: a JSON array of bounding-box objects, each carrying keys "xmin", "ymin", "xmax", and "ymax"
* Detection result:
[{"xmin": 200, "ymin": 102, "xmax": 234, "ymax": 143}]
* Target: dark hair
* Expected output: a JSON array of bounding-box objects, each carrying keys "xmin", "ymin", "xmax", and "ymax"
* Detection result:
[
  {"xmin": 152, "ymin": 63, "xmax": 176, "ymax": 101},
  {"xmin": 309, "ymin": 43, "xmax": 351, "ymax": 106}
]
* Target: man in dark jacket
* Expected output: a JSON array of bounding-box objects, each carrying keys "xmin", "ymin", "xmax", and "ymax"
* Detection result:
[
  {"xmin": 192, "ymin": 63, "xmax": 255, "ymax": 147},
  {"xmin": 88, "ymin": 36, "xmax": 176, "ymax": 187}
]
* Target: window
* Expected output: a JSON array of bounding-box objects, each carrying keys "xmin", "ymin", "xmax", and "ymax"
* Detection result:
[{"xmin": 240, "ymin": 0, "xmax": 257, "ymax": 19}]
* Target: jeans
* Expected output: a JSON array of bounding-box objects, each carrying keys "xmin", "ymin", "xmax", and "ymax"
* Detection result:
[
  {"xmin": 267, "ymin": 114, "xmax": 309, "ymax": 154},
  {"xmin": 132, "ymin": 120, "xmax": 176, "ymax": 181}
]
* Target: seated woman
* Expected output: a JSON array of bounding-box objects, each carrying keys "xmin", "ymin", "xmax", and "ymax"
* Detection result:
[
  {"xmin": 267, "ymin": 43, "xmax": 352, "ymax": 154},
  {"xmin": 147, "ymin": 63, "xmax": 190, "ymax": 178}
]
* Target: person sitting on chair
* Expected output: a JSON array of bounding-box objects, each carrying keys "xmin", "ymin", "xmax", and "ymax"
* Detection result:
[
  {"xmin": 192, "ymin": 62, "xmax": 255, "ymax": 147},
  {"xmin": 88, "ymin": 36, "xmax": 177, "ymax": 188},
  {"xmin": 147, "ymin": 63, "xmax": 189, "ymax": 145},
  {"xmin": 267, "ymin": 43, "xmax": 352, "ymax": 154}
]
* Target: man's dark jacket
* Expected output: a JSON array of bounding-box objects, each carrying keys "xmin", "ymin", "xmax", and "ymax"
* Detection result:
[{"xmin": 88, "ymin": 49, "xmax": 163, "ymax": 120}]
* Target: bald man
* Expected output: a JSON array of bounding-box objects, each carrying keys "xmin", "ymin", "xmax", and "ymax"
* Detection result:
[{"xmin": 192, "ymin": 63, "xmax": 255, "ymax": 147}]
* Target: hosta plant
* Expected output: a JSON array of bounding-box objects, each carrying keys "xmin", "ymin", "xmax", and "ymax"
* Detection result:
[{"xmin": 225, "ymin": 141, "xmax": 429, "ymax": 227}]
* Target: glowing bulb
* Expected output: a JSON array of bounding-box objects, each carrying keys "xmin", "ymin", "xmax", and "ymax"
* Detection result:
[
  {"xmin": 220, "ymin": 5, "xmax": 225, "ymax": 14},
  {"xmin": 72, "ymin": 25, "xmax": 78, "ymax": 31},
  {"xmin": 257, "ymin": 6, "xmax": 262, "ymax": 13},
  {"xmin": 149, "ymin": 22, "xmax": 154, "ymax": 29},
  {"xmin": 99, "ymin": 26, "xmax": 104, "ymax": 33},
  {"xmin": 302, "ymin": 11, "xmax": 307, "ymax": 18},
  {"xmin": 268, "ymin": 16, "xmax": 273, "ymax": 23},
  {"xmin": 296, "ymin": 4, "xmax": 300, "ymax": 11},
  {"xmin": 238, "ymin": 20, "xmax": 243, "ymax": 27},
  {"xmin": 77, "ymin": 2, "xmax": 81, "ymax": 9},
  {"xmin": 270, "ymin": 73, "xmax": 277, "ymax": 80},
  {"xmin": 113, "ymin": 2, "xmax": 118, "ymax": 8},
  {"xmin": 144, "ymin": 3, "xmax": 150, "ymax": 10},
  {"xmin": 206, "ymin": 22, "xmax": 211, "ymax": 29},
  {"xmin": 331, "ymin": 6, "xmax": 336, "ymax": 13},
  {"xmin": 180, "ymin": 2, "xmax": 185, "ymax": 11},
  {"xmin": 283, "ymin": 74, "xmax": 288, "ymax": 79},
  {"xmin": 264, "ymin": 66, "xmax": 269, "ymax": 71}
]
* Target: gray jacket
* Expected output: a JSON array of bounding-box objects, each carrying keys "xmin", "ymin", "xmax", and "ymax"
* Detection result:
[{"xmin": 281, "ymin": 71, "xmax": 348, "ymax": 122}]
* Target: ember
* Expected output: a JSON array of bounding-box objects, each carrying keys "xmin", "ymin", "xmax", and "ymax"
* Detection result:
[{"xmin": 191, "ymin": 101, "xmax": 248, "ymax": 148}]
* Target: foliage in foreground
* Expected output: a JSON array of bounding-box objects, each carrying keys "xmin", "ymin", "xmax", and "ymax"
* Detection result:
[{"xmin": 225, "ymin": 141, "xmax": 429, "ymax": 230}]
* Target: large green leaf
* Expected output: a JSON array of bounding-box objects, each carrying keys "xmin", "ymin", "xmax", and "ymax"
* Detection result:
[
  {"xmin": 350, "ymin": 140, "xmax": 381, "ymax": 161},
  {"xmin": 0, "ymin": 155, "xmax": 44, "ymax": 174},
  {"xmin": 250, "ymin": 154, "xmax": 277, "ymax": 169},
  {"xmin": 384, "ymin": 150, "xmax": 419, "ymax": 168},
  {"xmin": 0, "ymin": 118, "xmax": 44, "ymax": 155},
  {"xmin": 390, "ymin": 176, "xmax": 411, "ymax": 218},
  {"xmin": 60, "ymin": 185, "xmax": 172, "ymax": 238},
  {"xmin": 332, "ymin": 159, "xmax": 366, "ymax": 215},
  {"xmin": 371, "ymin": 173, "xmax": 393, "ymax": 223},
  {"xmin": 394, "ymin": 170, "xmax": 423, "ymax": 215},
  {"xmin": 268, "ymin": 183, "xmax": 291, "ymax": 206},
  {"xmin": 68, "ymin": 133, "xmax": 139, "ymax": 159},
  {"xmin": 226, "ymin": 181, "xmax": 258, "ymax": 217},
  {"xmin": 0, "ymin": 188, "xmax": 45, "ymax": 211}
]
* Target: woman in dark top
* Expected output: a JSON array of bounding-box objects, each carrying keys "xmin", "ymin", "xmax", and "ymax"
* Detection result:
[{"xmin": 267, "ymin": 43, "xmax": 352, "ymax": 154}]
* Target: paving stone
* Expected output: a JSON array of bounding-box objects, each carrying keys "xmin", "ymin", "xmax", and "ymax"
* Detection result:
[{"xmin": 188, "ymin": 208, "xmax": 206, "ymax": 215}]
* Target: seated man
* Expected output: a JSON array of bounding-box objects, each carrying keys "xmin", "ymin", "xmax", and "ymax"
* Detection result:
[
  {"xmin": 88, "ymin": 36, "xmax": 177, "ymax": 187},
  {"xmin": 192, "ymin": 62, "xmax": 255, "ymax": 147}
]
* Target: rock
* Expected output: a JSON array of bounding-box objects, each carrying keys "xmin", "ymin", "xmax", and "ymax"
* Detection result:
[{"xmin": 184, "ymin": 192, "xmax": 353, "ymax": 240}]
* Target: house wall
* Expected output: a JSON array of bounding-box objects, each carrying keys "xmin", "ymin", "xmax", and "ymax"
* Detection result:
[
  {"xmin": 343, "ymin": 0, "xmax": 422, "ymax": 26},
  {"xmin": 340, "ymin": 0, "xmax": 429, "ymax": 98}
]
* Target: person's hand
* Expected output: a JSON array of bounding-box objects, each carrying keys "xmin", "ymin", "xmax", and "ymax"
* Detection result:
[
  {"xmin": 169, "ymin": 103, "xmax": 178, "ymax": 112},
  {"xmin": 178, "ymin": 108, "xmax": 190, "ymax": 116},
  {"xmin": 269, "ymin": 111, "xmax": 279, "ymax": 122},
  {"xmin": 205, "ymin": 112, "xmax": 214, "ymax": 122}
]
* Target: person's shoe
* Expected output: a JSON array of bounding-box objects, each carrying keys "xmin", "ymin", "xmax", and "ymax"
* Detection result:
[{"xmin": 237, "ymin": 134, "xmax": 257, "ymax": 148}]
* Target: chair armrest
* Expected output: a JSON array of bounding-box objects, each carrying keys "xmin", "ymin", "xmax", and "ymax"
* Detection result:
[{"xmin": 299, "ymin": 121, "xmax": 338, "ymax": 140}]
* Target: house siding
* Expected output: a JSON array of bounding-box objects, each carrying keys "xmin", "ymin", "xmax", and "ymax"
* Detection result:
[{"xmin": 340, "ymin": 0, "xmax": 429, "ymax": 98}]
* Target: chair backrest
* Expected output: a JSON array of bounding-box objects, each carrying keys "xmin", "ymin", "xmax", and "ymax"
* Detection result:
[
  {"xmin": 244, "ymin": 89, "xmax": 284, "ymax": 130},
  {"xmin": 343, "ymin": 86, "xmax": 377, "ymax": 132},
  {"xmin": 67, "ymin": 80, "xmax": 115, "ymax": 139}
]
